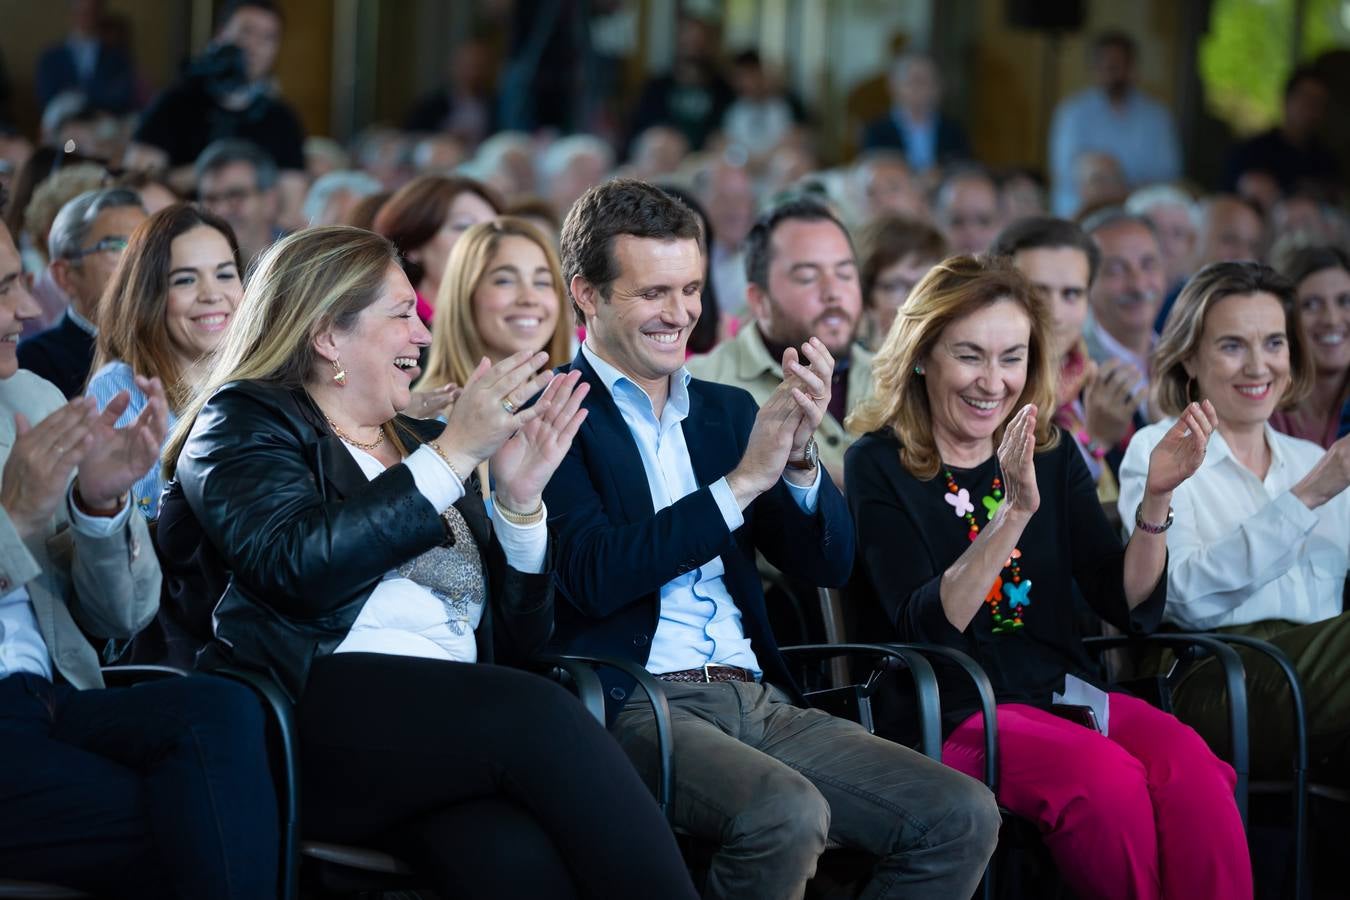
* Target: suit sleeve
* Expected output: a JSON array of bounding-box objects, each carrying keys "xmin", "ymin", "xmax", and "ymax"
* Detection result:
[
  {"xmin": 845, "ymin": 440, "xmax": 971, "ymax": 649},
  {"xmin": 64, "ymin": 502, "xmax": 159, "ymax": 640},
  {"xmin": 752, "ymin": 472, "xmax": 854, "ymax": 589},
  {"xmin": 544, "ymin": 430, "xmax": 738, "ymax": 618}
]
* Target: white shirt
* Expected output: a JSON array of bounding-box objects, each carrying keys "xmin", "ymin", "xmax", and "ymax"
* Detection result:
[
  {"xmin": 333, "ymin": 442, "xmax": 547, "ymax": 662},
  {"xmin": 581, "ymin": 344, "xmax": 820, "ymax": 676},
  {"xmin": 1118, "ymin": 420, "xmax": 1349, "ymax": 630},
  {"xmin": 0, "ymin": 487, "xmax": 132, "ymax": 681}
]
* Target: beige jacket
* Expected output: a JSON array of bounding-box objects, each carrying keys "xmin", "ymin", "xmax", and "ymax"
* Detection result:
[
  {"xmin": 687, "ymin": 326, "xmax": 874, "ymax": 482},
  {"xmin": 0, "ymin": 370, "xmax": 159, "ymax": 689}
]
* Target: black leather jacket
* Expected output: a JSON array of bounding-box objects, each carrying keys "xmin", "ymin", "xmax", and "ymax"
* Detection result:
[{"xmin": 167, "ymin": 379, "xmax": 554, "ymax": 700}]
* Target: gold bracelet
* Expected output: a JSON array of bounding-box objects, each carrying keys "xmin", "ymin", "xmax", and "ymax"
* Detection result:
[
  {"xmin": 492, "ymin": 491, "xmax": 544, "ymax": 525},
  {"xmin": 425, "ymin": 440, "xmax": 465, "ymax": 483}
]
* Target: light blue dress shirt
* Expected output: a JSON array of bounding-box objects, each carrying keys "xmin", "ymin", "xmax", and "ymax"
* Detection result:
[
  {"xmin": 894, "ymin": 109, "xmax": 938, "ymax": 173},
  {"xmin": 581, "ymin": 344, "xmax": 820, "ymax": 676},
  {"xmin": 86, "ymin": 360, "xmax": 179, "ymax": 519},
  {"xmin": 1049, "ymin": 86, "xmax": 1182, "ymax": 217}
]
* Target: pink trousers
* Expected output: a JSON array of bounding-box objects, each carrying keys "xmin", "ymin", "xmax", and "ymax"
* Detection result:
[{"xmin": 942, "ymin": 694, "xmax": 1251, "ymax": 900}]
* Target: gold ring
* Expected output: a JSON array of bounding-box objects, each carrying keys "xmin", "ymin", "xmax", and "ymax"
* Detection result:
[
  {"xmin": 502, "ymin": 397, "xmax": 518, "ymax": 415},
  {"xmin": 809, "ymin": 394, "xmax": 826, "ymax": 401}
]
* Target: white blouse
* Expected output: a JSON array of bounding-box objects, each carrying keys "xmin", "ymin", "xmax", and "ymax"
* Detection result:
[
  {"xmin": 333, "ymin": 442, "xmax": 547, "ymax": 662},
  {"xmin": 1118, "ymin": 420, "xmax": 1350, "ymax": 631}
]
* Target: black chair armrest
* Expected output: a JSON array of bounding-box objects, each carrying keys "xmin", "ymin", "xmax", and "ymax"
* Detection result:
[
  {"xmin": 1083, "ymin": 633, "xmax": 1250, "ymax": 824},
  {"xmin": 533, "ymin": 656, "xmax": 606, "ymax": 726},
  {"xmin": 212, "ymin": 667, "xmax": 301, "ymax": 900},
  {"xmin": 549, "ymin": 654, "xmax": 675, "ymax": 824},
  {"xmin": 884, "ymin": 644, "xmax": 999, "ymax": 794},
  {"xmin": 781, "ymin": 643, "xmax": 942, "ymax": 761}
]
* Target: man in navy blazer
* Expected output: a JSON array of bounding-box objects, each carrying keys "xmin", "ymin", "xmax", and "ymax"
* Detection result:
[
  {"xmin": 860, "ymin": 53, "xmax": 970, "ymax": 174},
  {"xmin": 35, "ymin": 0, "xmax": 136, "ymax": 113},
  {"xmin": 545, "ymin": 179, "xmax": 998, "ymax": 900}
]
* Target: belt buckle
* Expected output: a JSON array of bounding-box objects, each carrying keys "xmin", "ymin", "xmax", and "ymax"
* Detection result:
[{"xmin": 701, "ymin": 662, "xmax": 716, "ymax": 683}]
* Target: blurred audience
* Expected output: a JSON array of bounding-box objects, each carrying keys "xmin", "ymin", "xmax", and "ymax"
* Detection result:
[
  {"xmin": 35, "ymin": 0, "xmax": 136, "ymax": 113},
  {"xmin": 18, "ymin": 187, "xmax": 145, "ymax": 396},
  {"xmin": 626, "ymin": 125, "xmax": 690, "ymax": 181},
  {"xmin": 997, "ymin": 168, "xmax": 1048, "ymax": 223},
  {"xmin": 17, "ymin": 161, "xmax": 108, "ymax": 337},
  {"xmin": 861, "ymin": 52, "xmax": 970, "ymax": 176},
  {"xmin": 854, "ymin": 214, "xmax": 946, "ymax": 352},
  {"xmin": 403, "ymin": 37, "xmax": 498, "ymax": 149},
  {"xmin": 373, "ymin": 174, "xmax": 501, "ymax": 322},
  {"xmin": 304, "ymin": 170, "xmax": 382, "ymax": 227},
  {"xmin": 538, "ymin": 135, "xmax": 613, "ymax": 221},
  {"xmin": 1126, "ymin": 184, "xmax": 1198, "ymax": 294},
  {"xmin": 1271, "ymin": 246, "xmax": 1350, "ymax": 447},
  {"xmin": 850, "ymin": 150, "xmax": 927, "ymax": 224},
  {"xmin": 630, "ymin": 14, "xmax": 733, "ymax": 151},
  {"xmin": 195, "ymin": 138, "xmax": 282, "ymax": 268},
  {"xmin": 934, "ymin": 166, "xmax": 1001, "ymax": 256},
  {"xmin": 1050, "ymin": 31, "xmax": 1181, "ymax": 217},
  {"xmin": 1226, "ymin": 66, "xmax": 1341, "ymax": 200},
  {"xmin": 696, "ymin": 157, "xmax": 757, "ymax": 320},
  {"xmin": 721, "ymin": 50, "xmax": 805, "ymax": 166}
]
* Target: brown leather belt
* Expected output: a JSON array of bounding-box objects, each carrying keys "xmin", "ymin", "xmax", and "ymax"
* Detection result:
[{"xmin": 656, "ymin": 664, "xmax": 755, "ymax": 684}]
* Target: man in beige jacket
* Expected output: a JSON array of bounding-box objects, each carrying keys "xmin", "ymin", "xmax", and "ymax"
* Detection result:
[
  {"xmin": 0, "ymin": 217, "xmax": 279, "ymax": 898},
  {"xmin": 690, "ymin": 197, "xmax": 873, "ymax": 486}
]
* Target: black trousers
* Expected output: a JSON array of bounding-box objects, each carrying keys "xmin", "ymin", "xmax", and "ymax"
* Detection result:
[
  {"xmin": 298, "ymin": 653, "xmax": 697, "ymax": 900},
  {"xmin": 0, "ymin": 672, "xmax": 279, "ymax": 899}
]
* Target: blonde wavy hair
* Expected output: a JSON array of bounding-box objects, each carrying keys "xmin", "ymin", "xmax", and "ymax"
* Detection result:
[
  {"xmin": 420, "ymin": 217, "xmax": 571, "ymax": 390},
  {"xmin": 1152, "ymin": 260, "xmax": 1312, "ymax": 418},
  {"xmin": 847, "ymin": 255, "xmax": 1060, "ymax": 480},
  {"xmin": 162, "ymin": 226, "xmax": 402, "ymax": 478}
]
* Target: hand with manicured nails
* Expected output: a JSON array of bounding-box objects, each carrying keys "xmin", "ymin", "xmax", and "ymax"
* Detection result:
[{"xmin": 433, "ymin": 350, "xmax": 555, "ymax": 477}]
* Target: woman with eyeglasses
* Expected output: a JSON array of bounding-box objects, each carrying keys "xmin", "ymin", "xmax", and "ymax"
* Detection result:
[{"xmin": 86, "ymin": 203, "xmax": 243, "ymax": 518}]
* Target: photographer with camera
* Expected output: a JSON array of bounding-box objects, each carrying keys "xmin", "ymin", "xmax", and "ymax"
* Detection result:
[{"xmin": 126, "ymin": 0, "xmax": 304, "ymax": 224}]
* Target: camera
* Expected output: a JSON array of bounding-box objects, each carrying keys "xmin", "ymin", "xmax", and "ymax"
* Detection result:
[{"xmin": 185, "ymin": 43, "xmax": 249, "ymax": 100}]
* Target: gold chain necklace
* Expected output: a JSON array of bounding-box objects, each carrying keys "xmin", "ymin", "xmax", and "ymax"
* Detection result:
[{"xmin": 326, "ymin": 418, "xmax": 385, "ymax": 451}]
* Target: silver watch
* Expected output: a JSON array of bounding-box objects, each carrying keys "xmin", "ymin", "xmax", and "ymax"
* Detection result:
[{"xmin": 786, "ymin": 437, "xmax": 819, "ymax": 471}]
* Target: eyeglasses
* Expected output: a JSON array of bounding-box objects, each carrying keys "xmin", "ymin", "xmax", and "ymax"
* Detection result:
[
  {"xmin": 67, "ymin": 236, "xmax": 129, "ymax": 261},
  {"xmin": 200, "ymin": 187, "xmax": 259, "ymax": 206}
]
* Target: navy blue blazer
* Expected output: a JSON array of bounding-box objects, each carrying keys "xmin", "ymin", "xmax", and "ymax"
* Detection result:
[
  {"xmin": 544, "ymin": 351, "xmax": 855, "ymax": 721},
  {"xmin": 860, "ymin": 112, "xmax": 971, "ymax": 165},
  {"xmin": 35, "ymin": 42, "xmax": 136, "ymax": 112}
]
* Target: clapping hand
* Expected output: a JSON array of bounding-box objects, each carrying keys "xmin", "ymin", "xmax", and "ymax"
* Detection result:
[
  {"xmin": 780, "ymin": 337, "xmax": 833, "ymax": 462},
  {"xmin": 76, "ymin": 376, "xmax": 170, "ymax": 512},
  {"xmin": 490, "ymin": 370, "xmax": 589, "ymax": 512},
  {"xmin": 434, "ymin": 351, "xmax": 555, "ymax": 475},
  {"xmin": 1144, "ymin": 400, "xmax": 1218, "ymax": 496},
  {"xmin": 1083, "ymin": 359, "xmax": 1146, "ymax": 448},
  {"xmin": 406, "ymin": 383, "xmax": 460, "ymax": 419},
  {"xmin": 1, "ymin": 396, "xmax": 99, "ymax": 538},
  {"xmin": 996, "ymin": 404, "xmax": 1040, "ymax": 517}
]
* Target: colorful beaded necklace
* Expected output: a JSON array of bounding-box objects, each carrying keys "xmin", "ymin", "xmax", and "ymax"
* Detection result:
[{"xmin": 941, "ymin": 465, "xmax": 1030, "ymax": 634}]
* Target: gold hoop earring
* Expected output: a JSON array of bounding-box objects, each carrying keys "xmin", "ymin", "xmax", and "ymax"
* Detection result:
[
  {"xmin": 1185, "ymin": 375, "xmax": 1196, "ymax": 403},
  {"xmin": 332, "ymin": 357, "xmax": 347, "ymax": 386}
]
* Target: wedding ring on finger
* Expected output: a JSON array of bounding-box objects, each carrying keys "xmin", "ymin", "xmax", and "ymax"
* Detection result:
[{"xmin": 501, "ymin": 397, "xmax": 519, "ymax": 415}]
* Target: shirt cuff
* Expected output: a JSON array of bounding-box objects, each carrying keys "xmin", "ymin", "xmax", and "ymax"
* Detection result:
[
  {"xmin": 492, "ymin": 498, "xmax": 548, "ymax": 574},
  {"xmin": 782, "ymin": 466, "xmax": 821, "ymax": 514},
  {"xmin": 709, "ymin": 477, "xmax": 745, "ymax": 532},
  {"xmin": 65, "ymin": 484, "xmax": 131, "ymax": 537},
  {"xmin": 1275, "ymin": 489, "xmax": 1322, "ymax": 532},
  {"xmin": 405, "ymin": 444, "xmax": 467, "ymax": 512}
]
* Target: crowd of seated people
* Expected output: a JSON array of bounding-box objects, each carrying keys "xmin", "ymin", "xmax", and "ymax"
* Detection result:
[{"xmin": 1, "ymin": 0, "xmax": 1349, "ymax": 896}]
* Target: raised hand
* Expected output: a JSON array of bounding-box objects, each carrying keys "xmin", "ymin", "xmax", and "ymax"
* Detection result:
[
  {"xmin": 726, "ymin": 380, "xmax": 806, "ymax": 507},
  {"xmin": 1083, "ymin": 358, "xmax": 1146, "ymax": 448},
  {"xmin": 1, "ymin": 397, "xmax": 99, "ymax": 538},
  {"xmin": 1292, "ymin": 427, "xmax": 1350, "ymax": 510},
  {"xmin": 76, "ymin": 376, "xmax": 170, "ymax": 512},
  {"xmin": 490, "ymin": 370, "xmax": 589, "ymax": 513},
  {"xmin": 405, "ymin": 383, "xmax": 460, "ymax": 419},
  {"xmin": 780, "ymin": 337, "xmax": 834, "ymax": 463},
  {"xmin": 1144, "ymin": 400, "xmax": 1218, "ymax": 496},
  {"xmin": 433, "ymin": 351, "xmax": 555, "ymax": 476},
  {"xmin": 996, "ymin": 404, "xmax": 1040, "ymax": 517}
]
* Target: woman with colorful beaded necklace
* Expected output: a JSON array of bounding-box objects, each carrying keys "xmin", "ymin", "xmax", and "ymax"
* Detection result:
[{"xmin": 845, "ymin": 256, "xmax": 1250, "ymax": 899}]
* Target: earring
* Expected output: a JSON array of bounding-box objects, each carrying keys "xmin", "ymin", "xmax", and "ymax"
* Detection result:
[
  {"xmin": 913, "ymin": 365, "xmax": 924, "ymax": 375},
  {"xmin": 1185, "ymin": 375, "xmax": 1196, "ymax": 402},
  {"xmin": 331, "ymin": 357, "xmax": 347, "ymax": 386}
]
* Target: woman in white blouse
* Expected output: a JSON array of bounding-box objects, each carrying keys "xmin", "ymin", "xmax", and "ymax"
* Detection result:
[{"xmin": 1119, "ymin": 260, "xmax": 1350, "ymax": 781}]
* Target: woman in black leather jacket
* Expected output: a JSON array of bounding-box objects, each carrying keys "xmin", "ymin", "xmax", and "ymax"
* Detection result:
[{"xmin": 160, "ymin": 226, "xmax": 696, "ymax": 900}]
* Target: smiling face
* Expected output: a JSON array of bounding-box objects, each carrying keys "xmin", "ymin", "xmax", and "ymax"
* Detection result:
[
  {"xmin": 1011, "ymin": 245, "xmax": 1091, "ymax": 360},
  {"xmin": 1090, "ymin": 220, "xmax": 1166, "ymax": 347},
  {"xmin": 1188, "ymin": 292, "xmax": 1290, "ymax": 431},
  {"xmin": 165, "ymin": 226, "xmax": 242, "ymax": 366},
  {"xmin": 472, "ymin": 234, "xmax": 561, "ymax": 362},
  {"xmin": 414, "ymin": 190, "xmax": 498, "ymax": 295},
  {"xmin": 0, "ymin": 223, "xmax": 42, "ymax": 379},
  {"xmin": 327, "ymin": 264, "xmax": 432, "ymax": 424},
  {"xmin": 750, "ymin": 218, "xmax": 862, "ymax": 356},
  {"xmin": 576, "ymin": 235, "xmax": 703, "ymax": 393},
  {"xmin": 924, "ymin": 298, "xmax": 1031, "ymax": 455},
  {"xmin": 1294, "ymin": 266, "xmax": 1350, "ymax": 376}
]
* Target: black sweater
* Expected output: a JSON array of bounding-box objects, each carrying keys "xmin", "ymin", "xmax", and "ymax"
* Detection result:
[{"xmin": 845, "ymin": 429, "xmax": 1166, "ymax": 734}]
